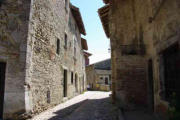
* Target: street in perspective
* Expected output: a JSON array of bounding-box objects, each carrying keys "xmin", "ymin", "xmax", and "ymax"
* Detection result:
[{"xmin": 0, "ymin": 0, "xmax": 179, "ymax": 120}]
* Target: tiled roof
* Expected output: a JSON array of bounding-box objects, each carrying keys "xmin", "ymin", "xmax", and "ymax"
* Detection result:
[
  {"xmin": 94, "ymin": 59, "xmax": 111, "ymax": 70},
  {"xmin": 70, "ymin": 4, "xmax": 86, "ymax": 35},
  {"xmin": 98, "ymin": 5, "xmax": 110, "ymax": 38}
]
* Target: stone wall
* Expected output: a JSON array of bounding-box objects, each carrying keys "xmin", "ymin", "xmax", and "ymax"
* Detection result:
[
  {"xmin": 27, "ymin": 0, "xmax": 86, "ymax": 114},
  {"xmin": 0, "ymin": 0, "xmax": 31, "ymax": 118},
  {"xmin": 109, "ymin": 0, "xmax": 180, "ymax": 113},
  {"xmin": 115, "ymin": 56, "xmax": 148, "ymax": 105},
  {"xmin": 109, "ymin": 0, "xmax": 151, "ymax": 107},
  {"xmin": 86, "ymin": 65, "xmax": 95, "ymax": 89},
  {"xmin": 86, "ymin": 65, "xmax": 111, "ymax": 91},
  {"xmin": 0, "ymin": 0, "xmax": 86, "ymax": 119}
]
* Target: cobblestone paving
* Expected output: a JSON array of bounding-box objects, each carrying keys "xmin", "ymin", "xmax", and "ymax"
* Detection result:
[{"xmin": 31, "ymin": 91, "xmax": 118, "ymax": 120}]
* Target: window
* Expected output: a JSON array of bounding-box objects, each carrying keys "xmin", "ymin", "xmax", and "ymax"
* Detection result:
[
  {"xmin": 64, "ymin": 34, "xmax": 67, "ymax": 49},
  {"xmin": 75, "ymin": 25, "xmax": 77, "ymax": 31},
  {"xmin": 56, "ymin": 39, "xmax": 60, "ymax": 54},
  {"xmin": 74, "ymin": 47, "xmax": 76, "ymax": 55},
  {"xmin": 71, "ymin": 72, "xmax": 73, "ymax": 84},
  {"xmin": 0, "ymin": 0, "xmax": 4, "ymax": 6},
  {"xmin": 65, "ymin": 0, "xmax": 68, "ymax": 12},
  {"xmin": 47, "ymin": 90, "xmax": 50, "ymax": 103},
  {"xmin": 74, "ymin": 38, "xmax": 76, "ymax": 56}
]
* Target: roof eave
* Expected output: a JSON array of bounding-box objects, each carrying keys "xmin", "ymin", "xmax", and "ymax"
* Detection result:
[
  {"xmin": 70, "ymin": 4, "xmax": 86, "ymax": 35},
  {"xmin": 81, "ymin": 38, "xmax": 88, "ymax": 50},
  {"xmin": 83, "ymin": 51, "xmax": 92, "ymax": 57},
  {"xmin": 98, "ymin": 5, "xmax": 110, "ymax": 38}
]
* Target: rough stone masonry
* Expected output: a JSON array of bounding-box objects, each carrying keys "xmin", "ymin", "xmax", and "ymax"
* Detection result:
[
  {"xmin": 0, "ymin": 0, "xmax": 88, "ymax": 119},
  {"xmin": 99, "ymin": 0, "xmax": 180, "ymax": 118}
]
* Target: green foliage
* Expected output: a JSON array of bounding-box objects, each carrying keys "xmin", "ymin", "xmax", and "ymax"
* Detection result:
[{"xmin": 168, "ymin": 93, "xmax": 180, "ymax": 120}]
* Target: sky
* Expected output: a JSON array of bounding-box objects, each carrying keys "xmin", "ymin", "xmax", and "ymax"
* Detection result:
[{"xmin": 71, "ymin": 0, "xmax": 111, "ymax": 64}]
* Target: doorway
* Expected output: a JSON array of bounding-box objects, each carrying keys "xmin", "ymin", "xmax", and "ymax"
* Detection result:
[
  {"xmin": 105, "ymin": 77, "xmax": 109, "ymax": 85},
  {"xmin": 0, "ymin": 62, "xmax": 6, "ymax": 119},
  {"xmin": 148, "ymin": 59, "xmax": 154, "ymax": 111},
  {"xmin": 63, "ymin": 70, "xmax": 67, "ymax": 97},
  {"xmin": 75, "ymin": 74, "xmax": 78, "ymax": 92},
  {"xmin": 163, "ymin": 43, "xmax": 179, "ymax": 102}
]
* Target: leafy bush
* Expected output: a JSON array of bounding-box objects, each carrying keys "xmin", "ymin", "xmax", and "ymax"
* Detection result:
[{"xmin": 168, "ymin": 93, "xmax": 180, "ymax": 120}]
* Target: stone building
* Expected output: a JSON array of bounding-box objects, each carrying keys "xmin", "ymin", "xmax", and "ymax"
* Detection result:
[
  {"xmin": 99, "ymin": 0, "xmax": 180, "ymax": 117},
  {"xmin": 86, "ymin": 59, "xmax": 111, "ymax": 91},
  {"xmin": 83, "ymin": 51, "xmax": 92, "ymax": 66},
  {"xmin": 0, "ymin": 0, "xmax": 88, "ymax": 119}
]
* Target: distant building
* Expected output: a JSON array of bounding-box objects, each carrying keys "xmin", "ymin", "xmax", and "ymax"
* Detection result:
[{"xmin": 86, "ymin": 59, "xmax": 111, "ymax": 91}]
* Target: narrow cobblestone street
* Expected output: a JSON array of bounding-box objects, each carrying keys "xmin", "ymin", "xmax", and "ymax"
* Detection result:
[{"xmin": 31, "ymin": 91, "xmax": 118, "ymax": 120}]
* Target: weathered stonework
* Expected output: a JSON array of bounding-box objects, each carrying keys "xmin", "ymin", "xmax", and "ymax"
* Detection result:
[
  {"xmin": 99, "ymin": 0, "xmax": 180, "ymax": 117},
  {"xmin": 86, "ymin": 59, "xmax": 111, "ymax": 91},
  {"xmin": 0, "ymin": 0, "xmax": 31, "ymax": 118},
  {"xmin": 0, "ymin": 0, "xmax": 87, "ymax": 119}
]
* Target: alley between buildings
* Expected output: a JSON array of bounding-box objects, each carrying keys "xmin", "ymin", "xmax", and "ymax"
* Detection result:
[{"xmin": 30, "ymin": 91, "xmax": 118, "ymax": 120}]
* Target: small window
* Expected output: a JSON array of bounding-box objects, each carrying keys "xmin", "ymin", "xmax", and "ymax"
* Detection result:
[
  {"xmin": 75, "ymin": 25, "xmax": 77, "ymax": 31},
  {"xmin": 100, "ymin": 77, "xmax": 103, "ymax": 80},
  {"xmin": 64, "ymin": 34, "xmax": 67, "ymax": 49},
  {"xmin": 71, "ymin": 72, "xmax": 73, "ymax": 84},
  {"xmin": 56, "ymin": 39, "xmax": 60, "ymax": 54},
  {"xmin": 65, "ymin": 0, "xmax": 68, "ymax": 12},
  {"xmin": 74, "ymin": 47, "xmax": 76, "ymax": 56},
  {"xmin": 47, "ymin": 90, "xmax": 51, "ymax": 103}
]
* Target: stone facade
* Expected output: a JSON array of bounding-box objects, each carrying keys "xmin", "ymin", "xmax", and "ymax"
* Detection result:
[
  {"xmin": 0, "ymin": 0, "xmax": 87, "ymax": 119},
  {"xmin": 86, "ymin": 59, "xmax": 111, "ymax": 91},
  {"xmin": 0, "ymin": 0, "xmax": 31, "ymax": 118},
  {"xmin": 99, "ymin": 0, "xmax": 180, "ymax": 117}
]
